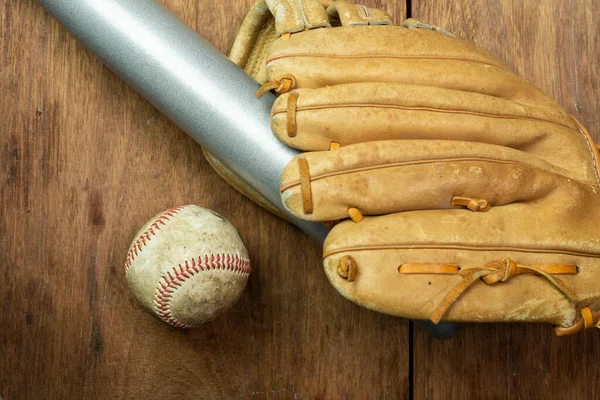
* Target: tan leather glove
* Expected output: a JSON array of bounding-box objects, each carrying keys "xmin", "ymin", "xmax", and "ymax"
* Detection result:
[{"xmin": 229, "ymin": 0, "xmax": 600, "ymax": 335}]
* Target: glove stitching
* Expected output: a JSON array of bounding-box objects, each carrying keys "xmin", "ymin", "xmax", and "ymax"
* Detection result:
[
  {"xmin": 266, "ymin": 53, "xmax": 506, "ymax": 69},
  {"xmin": 323, "ymin": 244, "xmax": 600, "ymax": 259},
  {"xmin": 281, "ymin": 157, "xmax": 597, "ymax": 192},
  {"xmin": 273, "ymin": 103, "xmax": 573, "ymax": 129},
  {"xmin": 570, "ymin": 116, "xmax": 600, "ymax": 186}
]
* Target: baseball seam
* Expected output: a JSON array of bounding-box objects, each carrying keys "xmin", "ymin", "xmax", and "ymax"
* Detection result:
[
  {"xmin": 124, "ymin": 205, "xmax": 186, "ymax": 275},
  {"xmin": 153, "ymin": 254, "xmax": 251, "ymax": 328}
]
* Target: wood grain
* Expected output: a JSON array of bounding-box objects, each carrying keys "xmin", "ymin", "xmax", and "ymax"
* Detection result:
[
  {"xmin": 2, "ymin": 0, "xmax": 599, "ymax": 399},
  {"xmin": 411, "ymin": 1, "xmax": 600, "ymax": 399},
  {"xmin": 0, "ymin": 1, "xmax": 408, "ymax": 399}
]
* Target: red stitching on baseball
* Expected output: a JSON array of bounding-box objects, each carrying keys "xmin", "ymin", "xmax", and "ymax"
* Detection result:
[
  {"xmin": 153, "ymin": 254, "xmax": 251, "ymax": 328},
  {"xmin": 124, "ymin": 205, "xmax": 186, "ymax": 274}
]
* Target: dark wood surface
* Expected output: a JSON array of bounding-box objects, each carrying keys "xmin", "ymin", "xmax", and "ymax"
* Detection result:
[
  {"xmin": 0, "ymin": 0, "xmax": 598, "ymax": 399},
  {"xmin": 412, "ymin": 1, "xmax": 600, "ymax": 399}
]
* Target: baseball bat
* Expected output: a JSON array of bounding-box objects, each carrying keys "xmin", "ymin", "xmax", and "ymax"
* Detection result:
[{"xmin": 38, "ymin": 0, "xmax": 459, "ymax": 339}]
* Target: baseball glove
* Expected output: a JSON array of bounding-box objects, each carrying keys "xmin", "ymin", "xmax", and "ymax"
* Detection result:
[{"xmin": 223, "ymin": 0, "xmax": 600, "ymax": 335}]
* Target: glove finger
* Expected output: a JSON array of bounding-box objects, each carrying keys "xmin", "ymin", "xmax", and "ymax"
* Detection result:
[
  {"xmin": 322, "ymin": 202, "xmax": 600, "ymax": 332},
  {"xmin": 279, "ymin": 140, "xmax": 596, "ymax": 222},
  {"xmin": 266, "ymin": 25, "xmax": 555, "ymax": 108},
  {"xmin": 271, "ymin": 83, "xmax": 584, "ymax": 171}
]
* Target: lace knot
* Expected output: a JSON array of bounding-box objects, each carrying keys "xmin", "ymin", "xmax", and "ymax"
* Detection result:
[
  {"xmin": 255, "ymin": 74, "xmax": 297, "ymax": 98},
  {"xmin": 481, "ymin": 258, "xmax": 518, "ymax": 284}
]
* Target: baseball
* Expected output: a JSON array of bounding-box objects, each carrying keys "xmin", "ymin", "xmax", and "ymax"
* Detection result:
[{"xmin": 124, "ymin": 205, "xmax": 251, "ymax": 328}]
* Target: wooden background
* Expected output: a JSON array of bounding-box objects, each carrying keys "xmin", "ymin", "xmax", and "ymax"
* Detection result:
[{"xmin": 1, "ymin": 0, "xmax": 599, "ymax": 398}]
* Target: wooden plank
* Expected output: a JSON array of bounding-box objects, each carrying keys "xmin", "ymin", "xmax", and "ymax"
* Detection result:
[
  {"xmin": 411, "ymin": 1, "xmax": 600, "ymax": 398},
  {"xmin": 0, "ymin": 1, "xmax": 408, "ymax": 399}
]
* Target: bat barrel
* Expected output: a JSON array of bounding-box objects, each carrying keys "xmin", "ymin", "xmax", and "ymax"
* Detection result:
[
  {"xmin": 38, "ymin": 0, "xmax": 459, "ymax": 338},
  {"xmin": 38, "ymin": 0, "xmax": 329, "ymax": 242}
]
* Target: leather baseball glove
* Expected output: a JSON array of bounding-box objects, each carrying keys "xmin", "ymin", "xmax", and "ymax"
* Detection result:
[{"xmin": 217, "ymin": 0, "xmax": 600, "ymax": 335}]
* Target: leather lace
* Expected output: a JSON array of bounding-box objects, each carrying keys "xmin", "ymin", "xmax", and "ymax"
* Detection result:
[
  {"xmin": 554, "ymin": 306, "xmax": 600, "ymax": 336},
  {"xmin": 399, "ymin": 257, "xmax": 578, "ymax": 324},
  {"xmin": 255, "ymin": 73, "xmax": 296, "ymax": 98}
]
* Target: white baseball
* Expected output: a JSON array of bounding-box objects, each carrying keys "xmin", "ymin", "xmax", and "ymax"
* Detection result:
[{"xmin": 125, "ymin": 205, "xmax": 251, "ymax": 328}]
